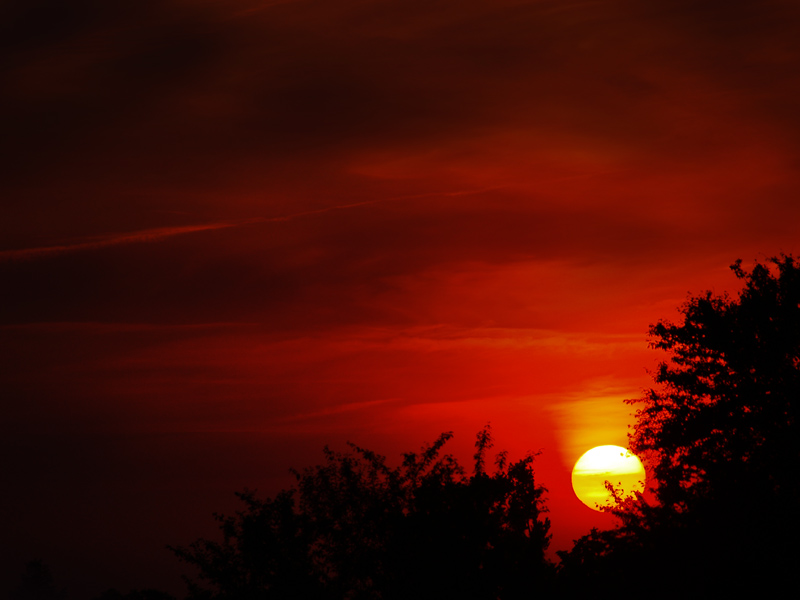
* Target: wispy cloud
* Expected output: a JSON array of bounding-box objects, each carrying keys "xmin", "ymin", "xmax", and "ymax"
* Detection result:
[
  {"xmin": 2, "ymin": 187, "xmax": 497, "ymax": 263},
  {"xmin": 0, "ymin": 222, "xmax": 246, "ymax": 262}
]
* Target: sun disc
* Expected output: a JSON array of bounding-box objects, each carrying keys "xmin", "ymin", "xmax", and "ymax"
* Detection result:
[{"xmin": 571, "ymin": 445, "xmax": 645, "ymax": 511}]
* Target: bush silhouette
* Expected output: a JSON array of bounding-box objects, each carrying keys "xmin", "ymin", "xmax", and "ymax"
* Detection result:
[
  {"xmin": 172, "ymin": 427, "xmax": 554, "ymax": 599},
  {"xmin": 10, "ymin": 561, "xmax": 66, "ymax": 600},
  {"xmin": 94, "ymin": 590, "xmax": 177, "ymax": 600}
]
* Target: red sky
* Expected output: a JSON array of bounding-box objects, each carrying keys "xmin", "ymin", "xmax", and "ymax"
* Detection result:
[{"xmin": 2, "ymin": 0, "xmax": 800, "ymax": 595}]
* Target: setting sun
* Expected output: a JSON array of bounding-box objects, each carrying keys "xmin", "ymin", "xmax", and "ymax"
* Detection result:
[{"xmin": 571, "ymin": 445, "xmax": 645, "ymax": 511}]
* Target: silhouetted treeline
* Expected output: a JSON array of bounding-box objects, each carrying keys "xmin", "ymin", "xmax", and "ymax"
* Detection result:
[
  {"xmin": 171, "ymin": 427, "xmax": 554, "ymax": 600},
  {"xmin": 13, "ymin": 256, "xmax": 800, "ymax": 598},
  {"xmin": 8, "ymin": 561, "xmax": 177, "ymax": 600},
  {"xmin": 175, "ymin": 255, "xmax": 797, "ymax": 598},
  {"xmin": 9, "ymin": 560, "xmax": 66, "ymax": 600}
]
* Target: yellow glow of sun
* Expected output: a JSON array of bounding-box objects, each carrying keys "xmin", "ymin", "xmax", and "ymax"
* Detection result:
[{"xmin": 571, "ymin": 445, "xmax": 645, "ymax": 511}]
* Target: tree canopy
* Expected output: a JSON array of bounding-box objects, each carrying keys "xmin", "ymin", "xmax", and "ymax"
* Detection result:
[
  {"xmin": 172, "ymin": 427, "xmax": 554, "ymax": 600},
  {"xmin": 560, "ymin": 255, "xmax": 800, "ymax": 594},
  {"xmin": 631, "ymin": 255, "xmax": 799, "ymax": 514}
]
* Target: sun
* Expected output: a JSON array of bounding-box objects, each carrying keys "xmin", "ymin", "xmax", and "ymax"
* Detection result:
[{"xmin": 571, "ymin": 445, "xmax": 645, "ymax": 511}]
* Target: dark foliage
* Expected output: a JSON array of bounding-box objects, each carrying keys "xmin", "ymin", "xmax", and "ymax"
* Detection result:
[
  {"xmin": 94, "ymin": 590, "xmax": 177, "ymax": 600},
  {"xmin": 10, "ymin": 561, "xmax": 66, "ymax": 600},
  {"xmin": 171, "ymin": 427, "xmax": 554, "ymax": 600},
  {"xmin": 635, "ymin": 255, "xmax": 800, "ymax": 510},
  {"xmin": 558, "ymin": 255, "xmax": 800, "ymax": 594}
]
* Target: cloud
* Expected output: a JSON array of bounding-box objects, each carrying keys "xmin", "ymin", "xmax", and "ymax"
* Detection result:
[{"xmin": 0, "ymin": 222, "xmax": 244, "ymax": 262}]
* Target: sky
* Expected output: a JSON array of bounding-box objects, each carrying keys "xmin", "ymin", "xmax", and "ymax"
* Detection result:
[{"xmin": 2, "ymin": 0, "xmax": 800, "ymax": 595}]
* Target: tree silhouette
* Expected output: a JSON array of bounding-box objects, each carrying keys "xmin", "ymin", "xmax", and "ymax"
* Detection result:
[
  {"xmin": 631, "ymin": 255, "xmax": 799, "ymax": 514},
  {"xmin": 94, "ymin": 590, "xmax": 177, "ymax": 600},
  {"xmin": 10, "ymin": 560, "xmax": 66, "ymax": 600},
  {"xmin": 172, "ymin": 427, "xmax": 554, "ymax": 600},
  {"xmin": 559, "ymin": 255, "xmax": 800, "ymax": 593}
]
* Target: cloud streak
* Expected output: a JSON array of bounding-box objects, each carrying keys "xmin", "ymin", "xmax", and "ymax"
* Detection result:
[
  {"xmin": 0, "ymin": 222, "xmax": 245, "ymax": 262},
  {"xmin": 1, "ymin": 186, "xmax": 497, "ymax": 263}
]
